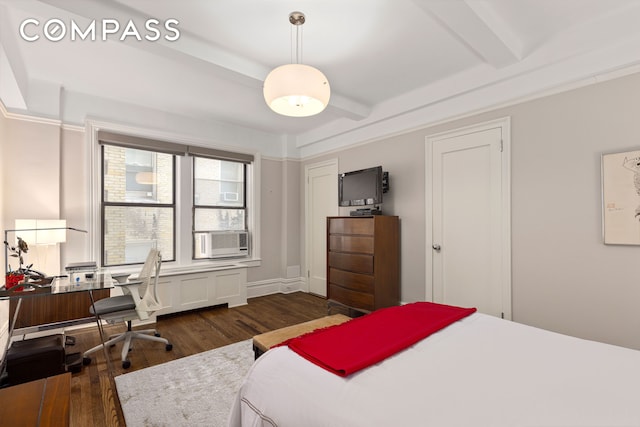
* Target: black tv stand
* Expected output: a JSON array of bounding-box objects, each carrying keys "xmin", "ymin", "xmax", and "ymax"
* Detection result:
[{"xmin": 350, "ymin": 207, "xmax": 382, "ymax": 216}]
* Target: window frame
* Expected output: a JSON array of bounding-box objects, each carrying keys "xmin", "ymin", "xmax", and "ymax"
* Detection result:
[
  {"xmin": 100, "ymin": 144, "xmax": 177, "ymax": 267},
  {"xmin": 192, "ymin": 156, "xmax": 248, "ymax": 260},
  {"xmin": 89, "ymin": 123, "xmax": 260, "ymax": 271}
]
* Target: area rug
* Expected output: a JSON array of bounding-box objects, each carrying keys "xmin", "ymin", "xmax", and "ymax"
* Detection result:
[{"xmin": 115, "ymin": 339, "xmax": 254, "ymax": 427}]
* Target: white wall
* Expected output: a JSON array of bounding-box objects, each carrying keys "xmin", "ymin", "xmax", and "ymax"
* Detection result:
[
  {"xmin": 283, "ymin": 160, "xmax": 301, "ymax": 277},
  {"xmin": 504, "ymin": 74, "xmax": 640, "ymax": 349},
  {"xmin": 0, "ymin": 104, "xmax": 7, "ymax": 352},
  {"xmin": 301, "ymin": 70, "xmax": 640, "ymax": 350},
  {"xmin": 59, "ymin": 126, "xmax": 91, "ymax": 267},
  {"xmin": 1, "ymin": 114, "xmax": 62, "ymax": 275},
  {"xmin": 246, "ymin": 158, "xmax": 283, "ymax": 283},
  {"xmin": 0, "ymin": 110, "xmax": 62, "ymax": 354}
]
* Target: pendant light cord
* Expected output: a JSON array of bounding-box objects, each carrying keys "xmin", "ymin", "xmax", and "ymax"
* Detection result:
[
  {"xmin": 290, "ymin": 14, "xmax": 303, "ymax": 64},
  {"xmin": 297, "ymin": 24, "xmax": 303, "ymax": 64}
]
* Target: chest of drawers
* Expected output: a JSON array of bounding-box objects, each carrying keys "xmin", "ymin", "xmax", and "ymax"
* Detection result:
[{"xmin": 326, "ymin": 216, "xmax": 399, "ymax": 312}]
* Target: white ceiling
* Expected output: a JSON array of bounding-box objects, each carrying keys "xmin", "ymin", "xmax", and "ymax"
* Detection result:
[{"xmin": 2, "ymin": 0, "xmax": 640, "ymax": 157}]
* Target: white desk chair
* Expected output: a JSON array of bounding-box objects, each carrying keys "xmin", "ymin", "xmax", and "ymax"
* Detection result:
[{"xmin": 82, "ymin": 249, "xmax": 173, "ymax": 369}]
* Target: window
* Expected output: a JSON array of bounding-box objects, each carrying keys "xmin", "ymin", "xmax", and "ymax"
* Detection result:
[
  {"xmin": 193, "ymin": 157, "xmax": 247, "ymax": 260},
  {"xmin": 97, "ymin": 129, "xmax": 255, "ymax": 267},
  {"xmin": 102, "ymin": 145, "xmax": 175, "ymax": 266}
]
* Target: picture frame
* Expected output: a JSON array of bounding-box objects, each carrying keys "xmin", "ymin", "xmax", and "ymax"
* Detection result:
[{"xmin": 601, "ymin": 148, "xmax": 640, "ymax": 245}]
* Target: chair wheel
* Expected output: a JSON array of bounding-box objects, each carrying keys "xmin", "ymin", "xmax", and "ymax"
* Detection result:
[
  {"xmin": 122, "ymin": 360, "xmax": 131, "ymax": 369},
  {"xmin": 166, "ymin": 343, "xmax": 173, "ymax": 351},
  {"xmin": 154, "ymin": 332, "xmax": 161, "ymax": 337},
  {"xmin": 82, "ymin": 357, "xmax": 92, "ymax": 366}
]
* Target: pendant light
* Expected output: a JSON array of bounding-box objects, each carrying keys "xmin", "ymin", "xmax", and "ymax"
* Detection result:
[{"xmin": 263, "ymin": 12, "xmax": 330, "ymax": 117}]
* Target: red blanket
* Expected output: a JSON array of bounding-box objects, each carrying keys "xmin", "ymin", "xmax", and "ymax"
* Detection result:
[{"xmin": 286, "ymin": 302, "xmax": 476, "ymax": 377}]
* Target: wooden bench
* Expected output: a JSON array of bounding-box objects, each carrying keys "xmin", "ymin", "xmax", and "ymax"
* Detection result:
[{"xmin": 253, "ymin": 314, "xmax": 351, "ymax": 359}]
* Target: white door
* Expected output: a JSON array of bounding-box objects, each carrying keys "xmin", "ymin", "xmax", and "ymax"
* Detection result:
[
  {"xmin": 426, "ymin": 118, "xmax": 511, "ymax": 319},
  {"xmin": 305, "ymin": 160, "xmax": 339, "ymax": 297}
]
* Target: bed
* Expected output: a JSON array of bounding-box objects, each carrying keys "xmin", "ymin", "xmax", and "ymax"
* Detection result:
[{"xmin": 228, "ymin": 304, "xmax": 640, "ymax": 426}]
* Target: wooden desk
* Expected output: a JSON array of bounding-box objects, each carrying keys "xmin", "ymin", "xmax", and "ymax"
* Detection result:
[
  {"xmin": 0, "ymin": 372, "xmax": 71, "ymax": 426},
  {"xmin": 9, "ymin": 289, "xmax": 110, "ymax": 329},
  {"xmin": 1, "ymin": 277, "xmax": 114, "ymax": 345}
]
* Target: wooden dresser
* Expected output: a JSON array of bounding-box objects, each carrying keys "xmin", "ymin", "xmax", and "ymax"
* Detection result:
[{"xmin": 326, "ymin": 216, "xmax": 399, "ymax": 313}]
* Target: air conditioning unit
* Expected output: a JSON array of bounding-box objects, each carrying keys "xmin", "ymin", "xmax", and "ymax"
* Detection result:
[
  {"xmin": 207, "ymin": 230, "xmax": 248, "ymax": 258},
  {"xmin": 222, "ymin": 192, "xmax": 239, "ymax": 202}
]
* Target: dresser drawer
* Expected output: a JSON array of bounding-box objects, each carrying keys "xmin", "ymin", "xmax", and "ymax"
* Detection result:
[
  {"xmin": 329, "ymin": 285, "xmax": 374, "ymax": 312},
  {"xmin": 328, "ymin": 252, "xmax": 373, "ymax": 274},
  {"xmin": 328, "ymin": 235, "xmax": 374, "ymax": 254},
  {"xmin": 329, "ymin": 268, "xmax": 374, "ymax": 293},
  {"xmin": 328, "ymin": 218, "xmax": 374, "ymax": 235}
]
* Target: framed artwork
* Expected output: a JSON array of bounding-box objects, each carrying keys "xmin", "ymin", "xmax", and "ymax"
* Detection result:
[{"xmin": 602, "ymin": 148, "xmax": 640, "ymax": 245}]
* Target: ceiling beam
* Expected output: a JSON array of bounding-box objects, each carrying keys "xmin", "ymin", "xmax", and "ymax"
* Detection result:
[
  {"xmin": 328, "ymin": 93, "xmax": 372, "ymax": 121},
  {"xmin": 0, "ymin": 4, "xmax": 28, "ymax": 109},
  {"xmin": 414, "ymin": 0, "xmax": 521, "ymax": 68}
]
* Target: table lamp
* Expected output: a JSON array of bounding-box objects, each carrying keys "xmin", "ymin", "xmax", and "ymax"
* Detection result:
[{"xmin": 4, "ymin": 220, "xmax": 87, "ymax": 278}]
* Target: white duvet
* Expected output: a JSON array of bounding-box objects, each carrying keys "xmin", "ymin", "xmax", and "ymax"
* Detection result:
[{"xmin": 228, "ymin": 313, "xmax": 640, "ymax": 427}]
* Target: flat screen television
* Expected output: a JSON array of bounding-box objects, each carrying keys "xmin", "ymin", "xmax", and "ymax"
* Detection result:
[{"xmin": 339, "ymin": 166, "xmax": 383, "ymax": 207}]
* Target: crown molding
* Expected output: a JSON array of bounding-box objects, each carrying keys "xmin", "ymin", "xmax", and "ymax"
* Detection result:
[
  {"xmin": 61, "ymin": 123, "xmax": 85, "ymax": 132},
  {"xmin": 0, "ymin": 100, "xmax": 62, "ymax": 126},
  {"xmin": 4, "ymin": 60, "xmax": 640, "ymax": 162},
  {"xmin": 296, "ymin": 60, "xmax": 640, "ymax": 160}
]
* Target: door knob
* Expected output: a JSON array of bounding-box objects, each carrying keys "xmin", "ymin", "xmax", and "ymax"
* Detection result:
[{"xmin": 432, "ymin": 244, "xmax": 441, "ymax": 251}]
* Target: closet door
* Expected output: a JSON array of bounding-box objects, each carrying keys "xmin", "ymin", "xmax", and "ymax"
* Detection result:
[
  {"xmin": 428, "ymin": 118, "xmax": 511, "ymax": 319},
  {"xmin": 305, "ymin": 160, "xmax": 338, "ymax": 297}
]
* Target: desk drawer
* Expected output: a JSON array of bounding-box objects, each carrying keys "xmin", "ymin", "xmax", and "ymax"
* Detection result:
[
  {"xmin": 329, "ymin": 285, "xmax": 374, "ymax": 312},
  {"xmin": 329, "ymin": 268, "xmax": 374, "ymax": 293},
  {"xmin": 328, "ymin": 252, "xmax": 373, "ymax": 274},
  {"xmin": 328, "ymin": 235, "xmax": 374, "ymax": 254},
  {"xmin": 329, "ymin": 218, "xmax": 374, "ymax": 235},
  {"xmin": 9, "ymin": 289, "xmax": 111, "ymax": 329}
]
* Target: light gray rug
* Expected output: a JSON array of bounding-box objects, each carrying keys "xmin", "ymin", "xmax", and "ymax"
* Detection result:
[{"xmin": 115, "ymin": 339, "xmax": 254, "ymax": 427}]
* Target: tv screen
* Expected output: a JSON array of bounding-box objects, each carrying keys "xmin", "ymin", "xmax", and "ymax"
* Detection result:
[{"xmin": 339, "ymin": 166, "xmax": 383, "ymax": 207}]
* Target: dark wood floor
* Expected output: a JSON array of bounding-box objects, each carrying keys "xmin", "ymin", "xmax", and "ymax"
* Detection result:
[{"xmin": 68, "ymin": 292, "xmax": 328, "ymax": 427}]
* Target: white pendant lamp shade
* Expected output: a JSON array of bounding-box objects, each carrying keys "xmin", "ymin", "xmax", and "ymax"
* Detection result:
[
  {"xmin": 264, "ymin": 11, "xmax": 330, "ymax": 117},
  {"xmin": 263, "ymin": 63, "xmax": 330, "ymax": 117}
]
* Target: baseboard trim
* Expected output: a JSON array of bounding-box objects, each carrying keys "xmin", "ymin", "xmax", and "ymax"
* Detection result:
[{"xmin": 246, "ymin": 277, "xmax": 306, "ymax": 298}]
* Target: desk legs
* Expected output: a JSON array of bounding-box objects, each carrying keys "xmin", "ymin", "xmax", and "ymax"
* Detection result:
[{"xmin": 87, "ymin": 290, "xmax": 125, "ymax": 423}]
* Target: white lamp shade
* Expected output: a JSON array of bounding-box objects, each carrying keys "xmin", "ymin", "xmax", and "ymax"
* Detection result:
[
  {"xmin": 15, "ymin": 219, "xmax": 67, "ymax": 244},
  {"xmin": 263, "ymin": 64, "xmax": 330, "ymax": 117}
]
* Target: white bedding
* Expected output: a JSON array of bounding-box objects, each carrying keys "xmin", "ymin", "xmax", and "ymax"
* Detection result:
[{"xmin": 228, "ymin": 313, "xmax": 640, "ymax": 427}]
